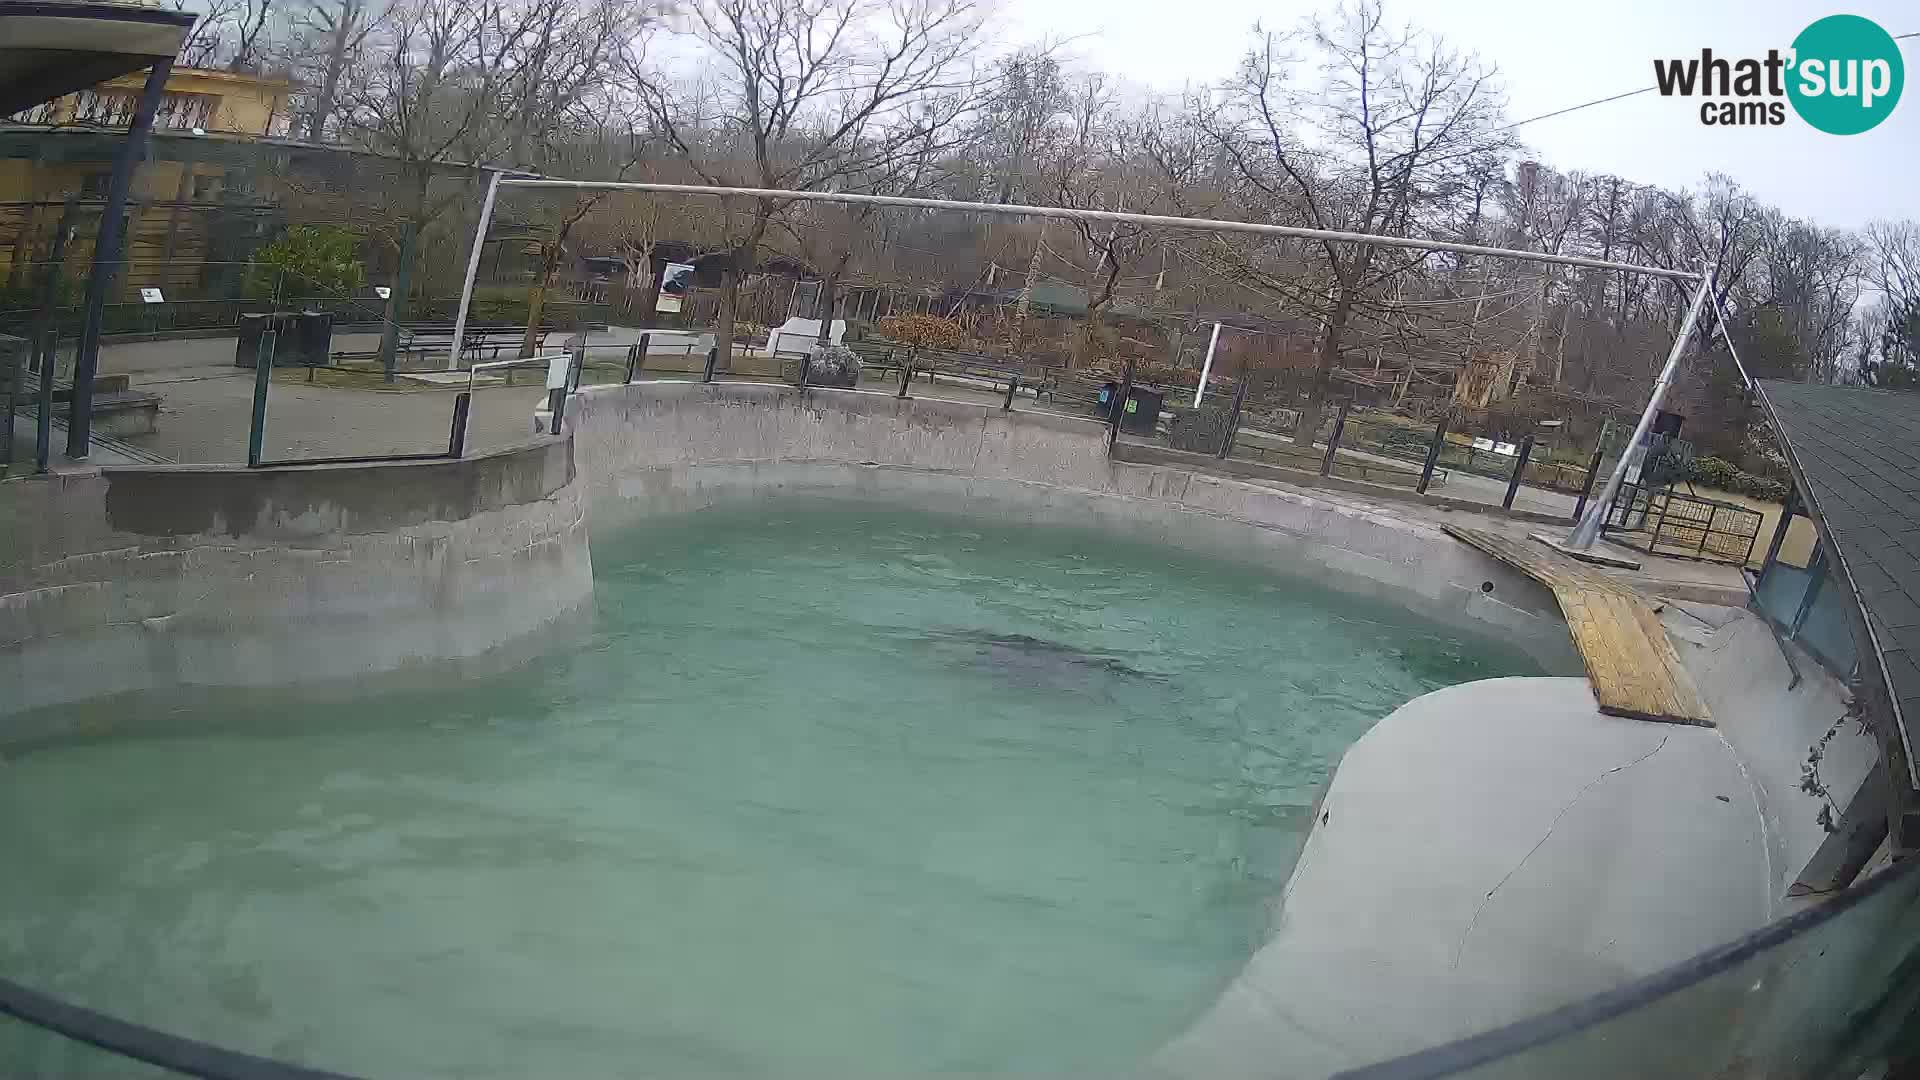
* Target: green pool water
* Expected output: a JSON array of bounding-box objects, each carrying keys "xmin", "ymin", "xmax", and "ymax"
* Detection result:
[{"xmin": 0, "ymin": 503, "xmax": 1537, "ymax": 1078}]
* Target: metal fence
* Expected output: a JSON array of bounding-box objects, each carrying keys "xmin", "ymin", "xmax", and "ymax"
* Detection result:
[{"xmin": 1604, "ymin": 487, "xmax": 1764, "ymax": 565}]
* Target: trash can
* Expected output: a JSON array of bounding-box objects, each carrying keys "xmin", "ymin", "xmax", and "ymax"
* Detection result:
[
  {"xmin": 1123, "ymin": 386, "xmax": 1164, "ymax": 435},
  {"xmin": 1097, "ymin": 382, "xmax": 1163, "ymax": 435},
  {"xmin": 293, "ymin": 310, "xmax": 334, "ymax": 367},
  {"xmin": 234, "ymin": 312, "xmax": 297, "ymax": 367}
]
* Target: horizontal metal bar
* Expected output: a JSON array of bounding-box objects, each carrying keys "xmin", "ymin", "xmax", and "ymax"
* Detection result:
[
  {"xmin": 251, "ymin": 452, "xmax": 453, "ymax": 469},
  {"xmin": 467, "ymin": 352, "xmax": 568, "ymax": 395},
  {"xmin": 0, "ymin": 973, "xmax": 357, "ymax": 1080},
  {"xmin": 501, "ymin": 180, "xmax": 1702, "ymax": 282}
]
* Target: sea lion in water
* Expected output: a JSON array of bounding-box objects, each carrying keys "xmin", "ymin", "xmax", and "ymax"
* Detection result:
[{"xmin": 925, "ymin": 630, "xmax": 1161, "ymax": 692}]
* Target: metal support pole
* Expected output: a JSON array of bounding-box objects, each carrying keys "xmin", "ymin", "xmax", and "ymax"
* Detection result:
[
  {"xmin": 1572, "ymin": 442, "xmax": 1605, "ymax": 522},
  {"xmin": 0, "ymin": 336, "xmax": 16, "ymax": 468},
  {"xmin": 447, "ymin": 391, "xmax": 471, "ymax": 457},
  {"xmin": 626, "ymin": 333, "xmax": 649, "ymax": 383},
  {"xmin": 70, "ymin": 58, "xmax": 172, "ymax": 459},
  {"xmin": 34, "ymin": 331, "xmax": 55, "ymax": 473},
  {"xmin": 1649, "ymin": 490, "xmax": 1674, "ymax": 552},
  {"xmin": 1503, "ymin": 434, "xmax": 1535, "ymax": 510},
  {"xmin": 1218, "ymin": 373, "xmax": 1251, "ymax": 460},
  {"xmin": 1564, "ymin": 265, "xmax": 1713, "ymax": 550},
  {"xmin": 702, "ymin": 346, "xmax": 718, "ymax": 383},
  {"xmin": 1107, "ymin": 357, "xmax": 1136, "ymax": 452},
  {"xmin": 896, "ymin": 350, "xmax": 914, "ymax": 398},
  {"xmin": 246, "ymin": 331, "xmax": 275, "ymax": 467},
  {"xmin": 1417, "ymin": 415, "xmax": 1448, "ymax": 495},
  {"xmin": 1320, "ymin": 400, "xmax": 1350, "ymax": 477},
  {"xmin": 448, "ymin": 168, "xmax": 504, "ymax": 372},
  {"xmin": 1002, "ymin": 375, "xmax": 1019, "ymax": 412},
  {"xmin": 1790, "ymin": 549, "xmax": 1828, "ymax": 636},
  {"xmin": 1761, "ymin": 488, "xmax": 1798, "ymax": 571},
  {"xmin": 796, "ymin": 348, "xmax": 812, "ymax": 390},
  {"xmin": 1193, "ymin": 322, "xmax": 1222, "ymax": 407}
]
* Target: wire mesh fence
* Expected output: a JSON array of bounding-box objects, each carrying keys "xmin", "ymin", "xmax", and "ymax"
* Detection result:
[{"xmin": 1603, "ymin": 487, "xmax": 1764, "ymax": 565}]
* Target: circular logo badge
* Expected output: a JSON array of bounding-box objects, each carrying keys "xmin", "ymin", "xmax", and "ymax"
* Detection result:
[{"xmin": 1787, "ymin": 14, "xmax": 1904, "ymax": 135}]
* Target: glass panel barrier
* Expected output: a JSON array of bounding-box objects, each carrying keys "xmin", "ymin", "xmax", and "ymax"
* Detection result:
[{"xmin": 1339, "ymin": 855, "xmax": 1920, "ymax": 1080}]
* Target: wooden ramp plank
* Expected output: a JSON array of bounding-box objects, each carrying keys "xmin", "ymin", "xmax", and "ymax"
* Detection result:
[{"xmin": 1441, "ymin": 525, "xmax": 1713, "ymax": 727}]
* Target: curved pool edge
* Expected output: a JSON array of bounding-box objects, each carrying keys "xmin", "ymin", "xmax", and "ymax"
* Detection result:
[
  {"xmin": 568, "ymin": 381, "xmax": 1584, "ymax": 676},
  {"xmin": 0, "ymin": 436, "xmax": 592, "ymax": 720},
  {"xmin": 1, "ymin": 378, "xmax": 1902, "ymax": 1078}
]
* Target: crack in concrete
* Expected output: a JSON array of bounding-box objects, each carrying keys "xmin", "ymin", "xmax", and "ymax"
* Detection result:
[{"xmin": 1450, "ymin": 734, "xmax": 1671, "ymax": 970}]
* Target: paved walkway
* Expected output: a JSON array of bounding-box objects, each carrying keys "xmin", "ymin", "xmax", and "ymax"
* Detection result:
[
  {"xmin": 98, "ymin": 336, "xmax": 549, "ymax": 464},
  {"xmin": 1228, "ymin": 462, "xmax": 1749, "ymax": 605},
  {"xmin": 73, "ymin": 337, "xmax": 1756, "ymax": 603},
  {"xmin": 73, "ymin": 335, "xmax": 1748, "ymax": 607}
]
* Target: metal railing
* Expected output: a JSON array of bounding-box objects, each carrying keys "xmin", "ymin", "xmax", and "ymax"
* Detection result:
[
  {"xmin": 1604, "ymin": 487, "xmax": 1763, "ymax": 566},
  {"xmin": 241, "ymin": 331, "xmax": 510, "ymax": 468}
]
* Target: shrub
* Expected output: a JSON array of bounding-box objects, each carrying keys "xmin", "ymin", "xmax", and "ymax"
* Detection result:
[
  {"xmin": 247, "ymin": 225, "xmax": 365, "ymax": 299},
  {"xmin": 875, "ymin": 313, "xmax": 963, "ymax": 349},
  {"xmin": 792, "ymin": 345, "xmax": 860, "ymax": 387},
  {"xmin": 1685, "ymin": 454, "xmax": 1789, "ymax": 502}
]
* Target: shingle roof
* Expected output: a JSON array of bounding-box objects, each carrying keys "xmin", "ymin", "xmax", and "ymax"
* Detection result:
[{"xmin": 1758, "ymin": 381, "xmax": 1920, "ymax": 786}]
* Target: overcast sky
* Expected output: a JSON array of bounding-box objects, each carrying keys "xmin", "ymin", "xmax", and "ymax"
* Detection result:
[{"xmin": 1005, "ymin": 0, "xmax": 1917, "ymax": 231}]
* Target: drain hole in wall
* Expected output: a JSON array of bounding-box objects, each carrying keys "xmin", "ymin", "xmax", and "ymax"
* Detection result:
[{"xmin": 1480, "ymin": 581, "xmax": 1495, "ymax": 594}]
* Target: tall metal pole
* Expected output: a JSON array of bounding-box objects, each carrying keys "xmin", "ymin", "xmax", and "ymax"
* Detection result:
[
  {"xmin": 1193, "ymin": 322, "xmax": 1223, "ymax": 407},
  {"xmin": 1564, "ymin": 266, "xmax": 1714, "ymax": 550},
  {"xmin": 68, "ymin": 58, "xmax": 172, "ymax": 459},
  {"xmin": 448, "ymin": 168, "xmax": 505, "ymax": 372}
]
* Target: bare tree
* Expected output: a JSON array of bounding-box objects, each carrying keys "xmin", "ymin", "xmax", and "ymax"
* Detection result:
[
  {"xmin": 227, "ymin": 0, "xmax": 278, "ymax": 71},
  {"xmin": 173, "ymin": 0, "xmax": 239, "ymax": 67},
  {"xmin": 1200, "ymin": 1, "xmax": 1512, "ymax": 443},
  {"xmin": 337, "ymin": 0, "xmax": 541, "ymax": 376},
  {"xmin": 972, "ymin": 46, "xmax": 1070, "ymax": 204},
  {"xmin": 1866, "ymin": 220, "xmax": 1920, "ymax": 309},
  {"xmin": 635, "ymin": 0, "xmax": 993, "ymax": 371},
  {"xmin": 285, "ymin": 0, "xmax": 385, "ymax": 140}
]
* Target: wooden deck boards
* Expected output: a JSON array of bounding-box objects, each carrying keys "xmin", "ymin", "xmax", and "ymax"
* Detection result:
[{"xmin": 1442, "ymin": 525, "xmax": 1714, "ymax": 727}]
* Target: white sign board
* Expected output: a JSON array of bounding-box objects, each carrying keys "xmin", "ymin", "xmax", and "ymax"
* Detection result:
[
  {"xmin": 374, "ymin": 286, "xmax": 392, "ymax": 300},
  {"xmin": 1471, "ymin": 437, "xmax": 1519, "ymax": 456},
  {"xmin": 657, "ymin": 262, "xmax": 695, "ymax": 313},
  {"xmin": 139, "ymin": 287, "xmax": 165, "ymax": 304}
]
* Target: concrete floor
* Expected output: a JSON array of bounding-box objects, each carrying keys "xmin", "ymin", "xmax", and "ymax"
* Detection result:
[{"xmin": 97, "ymin": 335, "xmax": 552, "ymax": 464}]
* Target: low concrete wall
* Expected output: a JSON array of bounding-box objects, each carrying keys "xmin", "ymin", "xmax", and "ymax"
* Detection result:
[
  {"xmin": 1670, "ymin": 606, "xmax": 1877, "ymax": 898},
  {"xmin": 569, "ymin": 381, "xmax": 1583, "ymax": 673},
  {"xmin": 0, "ymin": 437, "xmax": 591, "ymax": 722}
]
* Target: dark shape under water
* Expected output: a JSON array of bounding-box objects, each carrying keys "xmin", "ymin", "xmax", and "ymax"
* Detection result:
[{"xmin": 927, "ymin": 630, "xmax": 1164, "ymax": 693}]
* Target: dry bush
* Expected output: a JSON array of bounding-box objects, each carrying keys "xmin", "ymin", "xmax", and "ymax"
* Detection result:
[{"xmin": 876, "ymin": 314, "xmax": 965, "ymax": 349}]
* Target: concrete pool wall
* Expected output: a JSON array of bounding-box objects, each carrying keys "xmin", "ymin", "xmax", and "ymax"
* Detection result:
[
  {"xmin": 564, "ymin": 380, "xmax": 1883, "ymax": 1076},
  {"xmin": 0, "ymin": 437, "xmax": 590, "ymax": 720},
  {"xmin": 0, "ymin": 378, "xmax": 1886, "ymax": 1076},
  {"xmin": 569, "ymin": 380, "xmax": 1583, "ymax": 674}
]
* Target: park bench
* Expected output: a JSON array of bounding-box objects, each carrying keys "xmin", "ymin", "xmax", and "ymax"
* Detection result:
[
  {"xmin": 330, "ymin": 323, "xmax": 572, "ymax": 365},
  {"xmin": 15, "ymin": 371, "xmax": 161, "ymax": 438}
]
